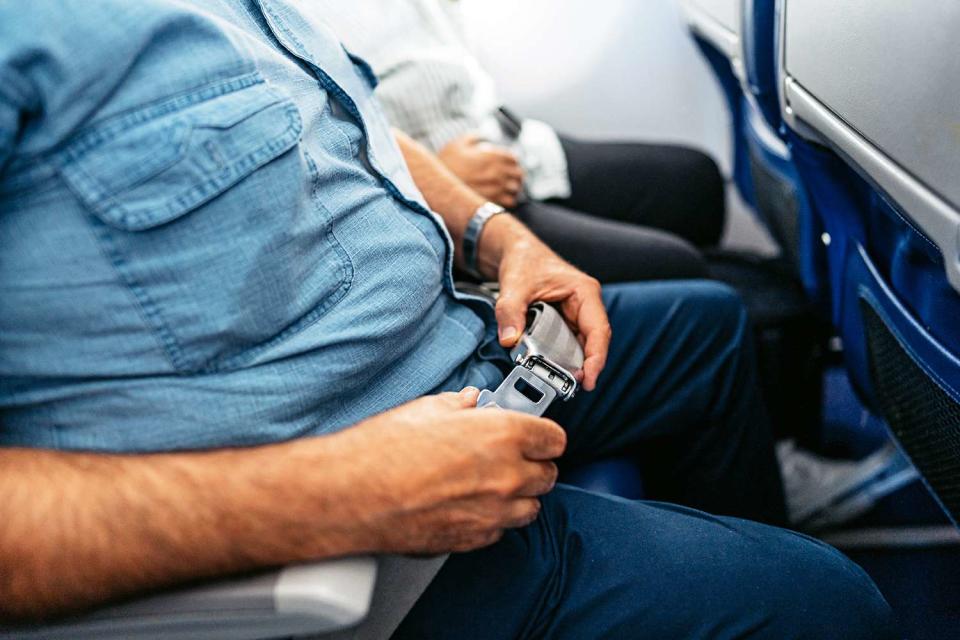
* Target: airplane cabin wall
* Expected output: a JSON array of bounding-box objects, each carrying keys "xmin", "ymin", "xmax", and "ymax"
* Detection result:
[{"xmin": 460, "ymin": 0, "xmax": 734, "ymax": 177}]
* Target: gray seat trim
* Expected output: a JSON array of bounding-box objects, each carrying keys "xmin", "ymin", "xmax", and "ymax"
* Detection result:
[{"xmin": 783, "ymin": 78, "xmax": 960, "ymax": 295}]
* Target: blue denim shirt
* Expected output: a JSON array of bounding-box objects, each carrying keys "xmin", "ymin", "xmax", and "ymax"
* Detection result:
[{"xmin": 0, "ymin": 0, "xmax": 507, "ymax": 452}]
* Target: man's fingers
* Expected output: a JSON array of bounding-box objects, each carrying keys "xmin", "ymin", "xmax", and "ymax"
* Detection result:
[
  {"xmin": 494, "ymin": 290, "xmax": 530, "ymax": 347},
  {"xmin": 515, "ymin": 416, "xmax": 567, "ymax": 460},
  {"xmin": 570, "ymin": 291, "xmax": 611, "ymax": 391},
  {"xmin": 505, "ymin": 166, "xmax": 525, "ymax": 182},
  {"xmin": 485, "ymin": 145, "xmax": 519, "ymax": 162},
  {"xmin": 458, "ymin": 386, "xmax": 480, "ymax": 406},
  {"xmin": 516, "ymin": 461, "xmax": 559, "ymax": 497},
  {"xmin": 460, "ymin": 133, "xmax": 482, "ymax": 147},
  {"xmin": 501, "ymin": 498, "xmax": 542, "ymax": 529}
]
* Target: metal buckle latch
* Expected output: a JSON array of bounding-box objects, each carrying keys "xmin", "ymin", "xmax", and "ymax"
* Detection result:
[{"xmin": 478, "ymin": 302, "xmax": 584, "ymax": 416}]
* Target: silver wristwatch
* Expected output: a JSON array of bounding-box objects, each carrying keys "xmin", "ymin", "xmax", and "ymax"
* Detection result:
[{"xmin": 462, "ymin": 202, "xmax": 506, "ymax": 278}]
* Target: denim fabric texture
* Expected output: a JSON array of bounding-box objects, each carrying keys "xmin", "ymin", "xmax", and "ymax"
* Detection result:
[
  {"xmin": 0, "ymin": 0, "xmax": 506, "ymax": 451},
  {"xmin": 0, "ymin": 5, "xmax": 898, "ymax": 636},
  {"xmin": 394, "ymin": 282, "xmax": 896, "ymax": 640}
]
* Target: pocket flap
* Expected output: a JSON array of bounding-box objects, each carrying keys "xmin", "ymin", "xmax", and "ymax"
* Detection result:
[{"xmin": 60, "ymin": 77, "xmax": 303, "ymax": 231}]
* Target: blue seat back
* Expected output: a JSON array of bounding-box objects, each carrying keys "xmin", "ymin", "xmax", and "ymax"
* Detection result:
[
  {"xmin": 780, "ymin": 0, "xmax": 960, "ymax": 524},
  {"xmin": 691, "ymin": 35, "xmax": 755, "ymax": 208},
  {"xmin": 737, "ymin": 0, "xmax": 829, "ymax": 307},
  {"xmin": 741, "ymin": 0, "xmax": 780, "ymax": 129}
]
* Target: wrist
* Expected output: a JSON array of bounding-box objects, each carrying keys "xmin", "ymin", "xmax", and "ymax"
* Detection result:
[
  {"xmin": 462, "ymin": 202, "xmax": 507, "ymax": 278},
  {"xmin": 476, "ymin": 213, "xmax": 538, "ymax": 279}
]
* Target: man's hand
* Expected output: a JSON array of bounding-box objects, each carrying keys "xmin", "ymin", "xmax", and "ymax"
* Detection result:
[
  {"xmin": 0, "ymin": 390, "xmax": 564, "ymax": 623},
  {"xmin": 477, "ymin": 216, "xmax": 611, "ymax": 392},
  {"xmin": 392, "ymin": 130, "xmax": 611, "ymax": 389},
  {"xmin": 333, "ymin": 388, "xmax": 565, "ymax": 554},
  {"xmin": 438, "ymin": 134, "xmax": 525, "ymax": 208}
]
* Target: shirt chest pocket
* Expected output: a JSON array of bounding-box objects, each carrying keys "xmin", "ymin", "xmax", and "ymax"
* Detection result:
[{"xmin": 59, "ymin": 76, "xmax": 354, "ymax": 374}]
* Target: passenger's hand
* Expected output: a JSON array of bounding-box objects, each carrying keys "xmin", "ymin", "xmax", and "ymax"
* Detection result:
[
  {"xmin": 438, "ymin": 134, "xmax": 524, "ymax": 208},
  {"xmin": 479, "ymin": 217, "xmax": 611, "ymax": 391},
  {"xmin": 332, "ymin": 388, "xmax": 566, "ymax": 554}
]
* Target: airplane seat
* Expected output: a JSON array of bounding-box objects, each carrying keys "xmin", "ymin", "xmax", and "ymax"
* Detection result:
[
  {"xmin": 684, "ymin": 0, "xmax": 835, "ymax": 445},
  {"xmin": 684, "ymin": 0, "xmax": 830, "ymax": 309},
  {"xmin": 743, "ymin": 96, "xmax": 826, "ymax": 307},
  {"xmin": 739, "ymin": 0, "xmax": 828, "ymax": 308},
  {"xmin": 789, "ymin": 138, "xmax": 960, "ymax": 524},
  {"xmin": 740, "ymin": 0, "xmax": 779, "ymax": 129},
  {"xmin": 692, "ymin": 39, "xmax": 754, "ymax": 208},
  {"xmin": 1, "ymin": 557, "xmax": 381, "ymax": 639},
  {"xmin": 680, "ymin": 0, "xmax": 755, "ymax": 207},
  {"xmin": 780, "ymin": 0, "xmax": 960, "ymax": 525}
]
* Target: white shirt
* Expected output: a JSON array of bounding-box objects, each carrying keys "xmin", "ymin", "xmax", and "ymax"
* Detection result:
[{"xmin": 317, "ymin": 0, "xmax": 572, "ymax": 200}]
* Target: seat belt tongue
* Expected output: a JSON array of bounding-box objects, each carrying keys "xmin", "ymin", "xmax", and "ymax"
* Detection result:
[{"xmin": 478, "ymin": 302, "xmax": 583, "ymax": 416}]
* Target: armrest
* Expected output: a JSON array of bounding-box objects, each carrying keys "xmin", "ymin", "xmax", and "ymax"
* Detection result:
[{"xmin": 2, "ymin": 556, "xmax": 377, "ymax": 640}]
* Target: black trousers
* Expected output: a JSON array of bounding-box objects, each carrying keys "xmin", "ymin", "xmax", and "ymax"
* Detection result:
[{"xmin": 514, "ymin": 136, "xmax": 726, "ymax": 283}]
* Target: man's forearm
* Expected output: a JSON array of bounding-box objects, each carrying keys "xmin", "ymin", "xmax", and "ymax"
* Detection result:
[
  {"xmin": 393, "ymin": 129, "xmax": 485, "ymax": 263},
  {"xmin": 0, "ymin": 391, "xmax": 569, "ymax": 624},
  {"xmin": 391, "ymin": 131, "xmax": 607, "ymax": 373},
  {"xmin": 0, "ymin": 438, "xmax": 366, "ymax": 623},
  {"xmin": 393, "ymin": 129, "xmax": 540, "ymax": 278}
]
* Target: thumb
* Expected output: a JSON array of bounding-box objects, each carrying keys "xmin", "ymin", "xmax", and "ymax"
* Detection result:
[
  {"xmin": 495, "ymin": 291, "xmax": 530, "ymax": 347},
  {"xmin": 458, "ymin": 386, "xmax": 480, "ymax": 407},
  {"xmin": 460, "ymin": 133, "xmax": 482, "ymax": 147},
  {"xmin": 434, "ymin": 387, "xmax": 480, "ymax": 410}
]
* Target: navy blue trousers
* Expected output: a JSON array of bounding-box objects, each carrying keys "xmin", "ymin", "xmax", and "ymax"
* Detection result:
[{"xmin": 394, "ymin": 281, "xmax": 895, "ymax": 639}]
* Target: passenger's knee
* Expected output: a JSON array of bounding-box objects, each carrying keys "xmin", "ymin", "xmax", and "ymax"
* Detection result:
[
  {"xmin": 653, "ymin": 233, "xmax": 709, "ymax": 280},
  {"xmin": 685, "ymin": 149, "xmax": 724, "ymax": 195},
  {"xmin": 770, "ymin": 537, "xmax": 896, "ymax": 639},
  {"xmin": 678, "ymin": 280, "xmax": 749, "ymax": 343},
  {"xmin": 676, "ymin": 148, "xmax": 724, "ymax": 203},
  {"xmin": 666, "ymin": 147, "xmax": 726, "ymax": 246}
]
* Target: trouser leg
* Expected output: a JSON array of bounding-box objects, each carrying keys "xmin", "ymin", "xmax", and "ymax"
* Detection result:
[
  {"xmin": 395, "ymin": 281, "xmax": 892, "ymax": 639},
  {"xmin": 554, "ymin": 137, "xmax": 726, "ymax": 248},
  {"xmin": 549, "ymin": 280, "xmax": 785, "ymax": 524},
  {"xmin": 393, "ymin": 485, "xmax": 896, "ymax": 640},
  {"xmin": 513, "ymin": 200, "xmax": 707, "ymax": 283}
]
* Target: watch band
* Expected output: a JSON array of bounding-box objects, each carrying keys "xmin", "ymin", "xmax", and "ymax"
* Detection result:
[{"xmin": 462, "ymin": 202, "xmax": 506, "ymax": 278}]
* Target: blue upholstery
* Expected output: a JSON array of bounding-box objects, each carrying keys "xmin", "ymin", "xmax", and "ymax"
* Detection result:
[
  {"xmin": 741, "ymin": 0, "xmax": 781, "ymax": 130},
  {"xmin": 691, "ymin": 36, "xmax": 755, "ymax": 207},
  {"xmin": 785, "ymin": 133, "xmax": 960, "ymax": 405},
  {"xmin": 784, "ymin": 135, "xmax": 872, "ymax": 334},
  {"xmin": 743, "ymin": 98, "xmax": 827, "ymax": 308},
  {"xmin": 741, "ymin": 0, "xmax": 833, "ymax": 309},
  {"xmin": 780, "ymin": 42, "xmax": 960, "ymax": 529},
  {"xmin": 690, "ymin": 3, "xmax": 829, "ymax": 310},
  {"xmin": 820, "ymin": 366, "xmax": 887, "ymax": 458}
]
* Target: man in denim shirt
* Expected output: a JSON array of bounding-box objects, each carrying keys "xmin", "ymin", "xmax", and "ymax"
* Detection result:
[{"xmin": 0, "ymin": 1, "xmax": 894, "ymax": 638}]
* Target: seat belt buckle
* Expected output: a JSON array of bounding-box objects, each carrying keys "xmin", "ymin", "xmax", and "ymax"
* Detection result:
[{"xmin": 478, "ymin": 302, "xmax": 584, "ymax": 416}]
